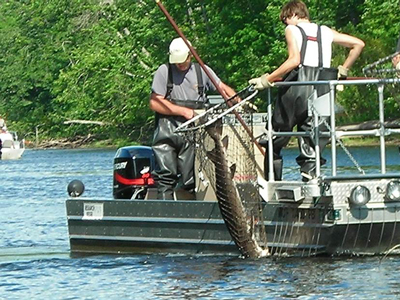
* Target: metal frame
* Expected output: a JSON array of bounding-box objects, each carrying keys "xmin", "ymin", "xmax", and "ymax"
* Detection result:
[{"xmin": 266, "ymin": 78, "xmax": 400, "ymax": 181}]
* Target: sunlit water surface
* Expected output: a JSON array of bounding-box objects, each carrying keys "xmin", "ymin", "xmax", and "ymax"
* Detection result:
[{"xmin": 1, "ymin": 147, "xmax": 400, "ymax": 299}]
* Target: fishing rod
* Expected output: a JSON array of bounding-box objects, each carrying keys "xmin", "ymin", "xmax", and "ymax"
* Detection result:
[{"xmin": 155, "ymin": 0, "xmax": 265, "ymax": 156}]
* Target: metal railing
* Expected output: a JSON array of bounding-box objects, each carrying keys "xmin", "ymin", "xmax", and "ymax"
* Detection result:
[{"xmin": 266, "ymin": 78, "xmax": 400, "ymax": 181}]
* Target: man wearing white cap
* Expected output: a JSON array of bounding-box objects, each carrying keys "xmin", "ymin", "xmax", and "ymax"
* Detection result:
[{"xmin": 150, "ymin": 37, "xmax": 237, "ymax": 200}]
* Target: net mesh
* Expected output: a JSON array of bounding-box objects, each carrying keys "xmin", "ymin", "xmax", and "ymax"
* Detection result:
[
  {"xmin": 180, "ymin": 97, "xmax": 268, "ymax": 257},
  {"xmin": 363, "ymin": 52, "xmax": 400, "ymax": 105}
]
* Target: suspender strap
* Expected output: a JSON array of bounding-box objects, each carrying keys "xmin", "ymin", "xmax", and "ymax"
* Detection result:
[
  {"xmin": 165, "ymin": 63, "xmax": 173, "ymax": 99},
  {"xmin": 298, "ymin": 26, "xmax": 307, "ymax": 65},
  {"xmin": 297, "ymin": 25, "xmax": 323, "ymax": 68},
  {"xmin": 317, "ymin": 25, "xmax": 322, "ymax": 68},
  {"xmin": 194, "ymin": 63, "xmax": 204, "ymax": 97}
]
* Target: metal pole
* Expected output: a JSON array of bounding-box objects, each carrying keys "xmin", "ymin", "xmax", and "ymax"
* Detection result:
[
  {"xmin": 267, "ymin": 89, "xmax": 274, "ymax": 181},
  {"xmin": 313, "ymin": 94, "xmax": 320, "ymax": 178},
  {"xmin": 378, "ymin": 84, "xmax": 386, "ymax": 174},
  {"xmin": 155, "ymin": 0, "xmax": 265, "ymax": 156},
  {"xmin": 329, "ymin": 84, "xmax": 337, "ymax": 176}
]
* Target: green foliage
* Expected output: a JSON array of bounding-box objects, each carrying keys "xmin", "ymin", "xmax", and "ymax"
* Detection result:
[{"xmin": 0, "ymin": 0, "xmax": 399, "ymax": 145}]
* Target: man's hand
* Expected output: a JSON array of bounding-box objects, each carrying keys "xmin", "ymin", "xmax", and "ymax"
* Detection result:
[
  {"xmin": 243, "ymin": 102, "xmax": 258, "ymax": 112},
  {"xmin": 248, "ymin": 74, "xmax": 274, "ymax": 90},
  {"xmin": 236, "ymin": 101, "xmax": 258, "ymax": 113},
  {"xmin": 337, "ymin": 65, "xmax": 348, "ymax": 92},
  {"xmin": 181, "ymin": 107, "xmax": 195, "ymax": 120},
  {"xmin": 337, "ymin": 65, "xmax": 348, "ymax": 79}
]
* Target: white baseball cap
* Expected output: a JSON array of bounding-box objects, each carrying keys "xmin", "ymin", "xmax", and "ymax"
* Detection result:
[{"xmin": 169, "ymin": 37, "xmax": 191, "ymax": 64}]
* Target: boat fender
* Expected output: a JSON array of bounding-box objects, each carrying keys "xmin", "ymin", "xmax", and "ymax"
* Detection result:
[{"xmin": 67, "ymin": 180, "xmax": 85, "ymax": 197}]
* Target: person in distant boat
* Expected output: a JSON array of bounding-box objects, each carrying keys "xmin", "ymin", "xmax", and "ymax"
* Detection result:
[
  {"xmin": 248, "ymin": 0, "xmax": 365, "ymax": 182},
  {"xmin": 150, "ymin": 37, "xmax": 238, "ymax": 200},
  {"xmin": 0, "ymin": 116, "xmax": 7, "ymax": 133},
  {"xmin": 392, "ymin": 33, "xmax": 400, "ymax": 70}
]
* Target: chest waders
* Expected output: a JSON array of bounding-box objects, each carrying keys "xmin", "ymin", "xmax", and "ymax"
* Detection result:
[
  {"xmin": 265, "ymin": 26, "xmax": 338, "ymax": 181},
  {"xmin": 152, "ymin": 63, "xmax": 205, "ymax": 200}
]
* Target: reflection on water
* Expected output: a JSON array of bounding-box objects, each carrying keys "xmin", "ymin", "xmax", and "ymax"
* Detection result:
[
  {"xmin": 2, "ymin": 252, "xmax": 400, "ymax": 300},
  {"xmin": 282, "ymin": 145, "xmax": 400, "ymax": 180},
  {"xmin": 0, "ymin": 147, "xmax": 400, "ymax": 299},
  {"xmin": 0, "ymin": 246, "xmax": 70, "ymax": 263}
]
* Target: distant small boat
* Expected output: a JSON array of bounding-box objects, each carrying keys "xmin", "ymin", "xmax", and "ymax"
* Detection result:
[{"xmin": 0, "ymin": 131, "xmax": 25, "ymax": 160}]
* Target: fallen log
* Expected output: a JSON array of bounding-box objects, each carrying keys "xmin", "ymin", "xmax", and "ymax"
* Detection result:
[
  {"xmin": 38, "ymin": 134, "xmax": 96, "ymax": 149},
  {"xmin": 337, "ymin": 120, "xmax": 400, "ymax": 131},
  {"xmin": 63, "ymin": 120, "xmax": 106, "ymax": 126}
]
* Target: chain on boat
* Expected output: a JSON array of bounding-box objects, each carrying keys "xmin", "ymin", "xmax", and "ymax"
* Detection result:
[
  {"xmin": 312, "ymin": 109, "xmax": 366, "ymax": 175},
  {"xmin": 363, "ymin": 51, "xmax": 400, "ymax": 107},
  {"xmin": 177, "ymin": 87, "xmax": 269, "ymax": 258}
]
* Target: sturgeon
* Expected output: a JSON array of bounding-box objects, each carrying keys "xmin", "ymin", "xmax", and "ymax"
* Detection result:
[{"xmin": 205, "ymin": 122, "xmax": 269, "ymax": 258}]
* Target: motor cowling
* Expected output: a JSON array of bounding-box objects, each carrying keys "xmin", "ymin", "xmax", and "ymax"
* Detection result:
[{"xmin": 113, "ymin": 146, "xmax": 156, "ymax": 199}]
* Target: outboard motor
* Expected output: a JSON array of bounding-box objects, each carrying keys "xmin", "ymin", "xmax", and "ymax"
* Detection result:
[{"xmin": 113, "ymin": 146, "xmax": 156, "ymax": 199}]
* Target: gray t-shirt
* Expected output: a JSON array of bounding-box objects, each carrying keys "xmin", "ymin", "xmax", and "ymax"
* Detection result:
[{"xmin": 151, "ymin": 63, "xmax": 221, "ymax": 103}]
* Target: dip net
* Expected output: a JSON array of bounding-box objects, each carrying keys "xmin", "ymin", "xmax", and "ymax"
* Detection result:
[
  {"xmin": 178, "ymin": 88, "xmax": 269, "ymax": 257},
  {"xmin": 363, "ymin": 51, "xmax": 400, "ymax": 105}
]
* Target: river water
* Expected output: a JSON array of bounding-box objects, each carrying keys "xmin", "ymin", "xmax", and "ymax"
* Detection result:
[{"xmin": 1, "ymin": 147, "xmax": 400, "ymax": 299}]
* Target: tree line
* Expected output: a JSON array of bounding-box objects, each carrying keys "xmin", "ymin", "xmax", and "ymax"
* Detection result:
[{"xmin": 0, "ymin": 0, "xmax": 398, "ymax": 146}]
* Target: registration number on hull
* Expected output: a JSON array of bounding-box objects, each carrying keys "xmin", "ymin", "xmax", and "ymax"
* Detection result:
[
  {"xmin": 274, "ymin": 206, "xmax": 329, "ymax": 223},
  {"xmin": 83, "ymin": 202, "xmax": 104, "ymax": 220}
]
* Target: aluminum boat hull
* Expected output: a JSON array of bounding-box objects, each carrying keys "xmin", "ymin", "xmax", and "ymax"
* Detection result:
[{"xmin": 66, "ymin": 179, "xmax": 400, "ymax": 256}]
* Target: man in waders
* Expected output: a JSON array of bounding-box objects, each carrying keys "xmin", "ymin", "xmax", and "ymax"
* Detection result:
[
  {"xmin": 150, "ymin": 37, "xmax": 237, "ymax": 200},
  {"xmin": 249, "ymin": 0, "xmax": 364, "ymax": 182}
]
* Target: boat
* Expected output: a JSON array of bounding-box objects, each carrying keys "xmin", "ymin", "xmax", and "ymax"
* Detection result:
[
  {"xmin": 66, "ymin": 76, "xmax": 400, "ymax": 257},
  {"xmin": 0, "ymin": 131, "xmax": 25, "ymax": 160}
]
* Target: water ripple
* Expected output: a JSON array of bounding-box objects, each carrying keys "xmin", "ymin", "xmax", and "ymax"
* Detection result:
[{"xmin": 0, "ymin": 147, "xmax": 400, "ymax": 299}]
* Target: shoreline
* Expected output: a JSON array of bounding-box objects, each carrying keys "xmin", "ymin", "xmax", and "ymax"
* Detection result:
[
  {"xmin": 24, "ymin": 134, "xmax": 139, "ymax": 150},
  {"xmin": 25, "ymin": 136, "xmax": 400, "ymax": 150},
  {"xmin": 23, "ymin": 119, "xmax": 400, "ymax": 150}
]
